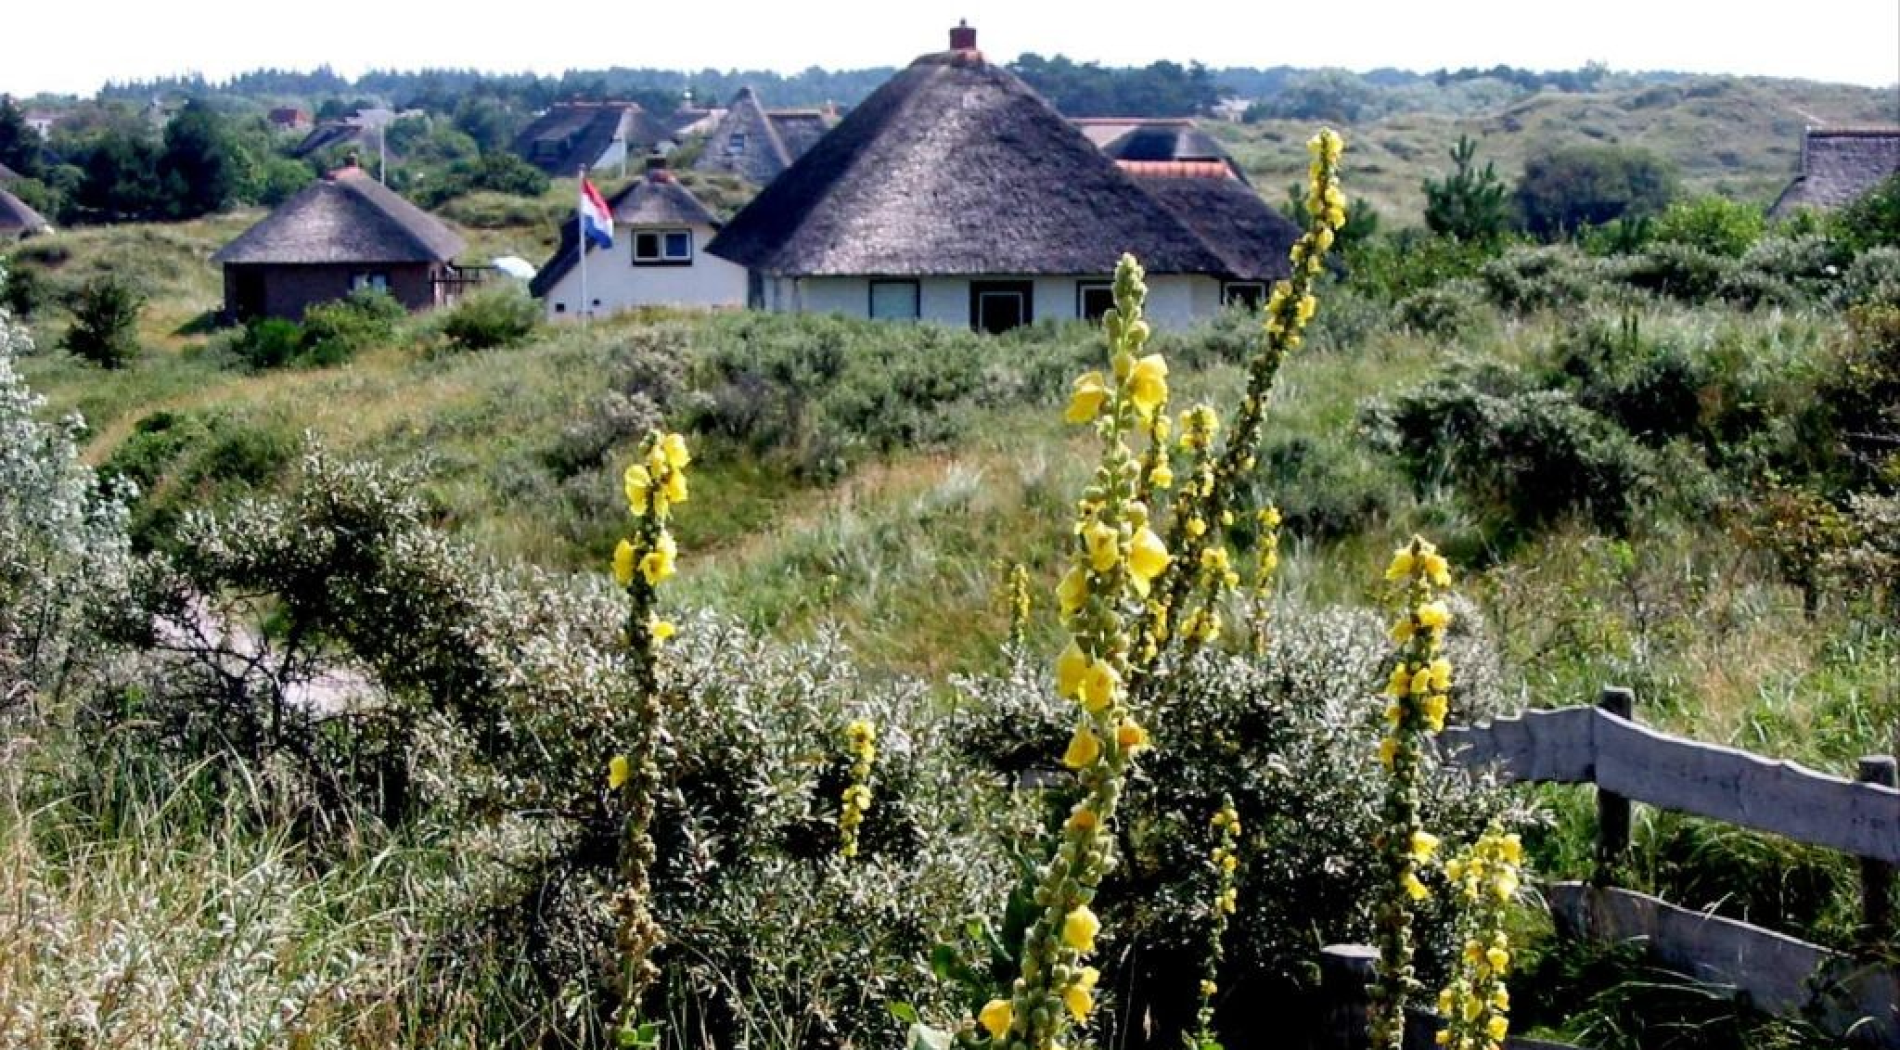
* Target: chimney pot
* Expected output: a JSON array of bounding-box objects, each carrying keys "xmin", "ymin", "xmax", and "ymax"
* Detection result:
[{"xmin": 950, "ymin": 20, "xmax": 977, "ymax": 51}]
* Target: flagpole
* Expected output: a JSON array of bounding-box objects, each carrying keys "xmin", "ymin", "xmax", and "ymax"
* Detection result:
[{"xmin": 578, "ymin": 165, "xmax": 589, "ymax": 327}]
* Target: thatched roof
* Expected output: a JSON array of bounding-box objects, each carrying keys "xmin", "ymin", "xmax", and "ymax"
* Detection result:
[
  {"xmin": 1772, "ymin": 128, "xmax": 1900, "ymax": 217},
  {"xmin": 691, "ymin": 88, "xmax": 833, "ymax": 185},
  {"xmin": 1073, "ymin": 117, "xmax": 1193, "ymax": 149},
  {"xmin": 1130, "ymin": 170, "xmax": 1297, "ymax": 281},
  {"xmin": 512, "ymin": 103, "xmax": 671, "ymax": 176},
  {"xmin": 212, "ymin": 166, "xmax": 464, "ymax": 266},
  {"xmin": 706, "ymin": 48, "xmax": 1237, "ymax": 278},
  {"xmin": 0, "ymin": 161, "xmax": 19, "ymax": 183},
  {"xmin": 529, "ymin": 167, "xmax": 722, "ymax": 297},
  {"xmin": 0, "ymin": 188, "xmax": 49, "ymax": 237},
  {"xmin": 292, "ymin": 122, "xmax": 365, "ymax": 159}
]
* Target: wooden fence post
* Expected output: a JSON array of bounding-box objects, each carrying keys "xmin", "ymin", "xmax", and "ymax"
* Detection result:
[
  {"xmin": 1859, "ymin": 755, "xmax": 1898, "ymax": 950},
  {"xmin": 1594, "ymin": 686, "xmax": 1635, "ymax": 887},
  {"xmin": 1317, "ymin": 943, "xmax": 1377, "ymax": 1050}
]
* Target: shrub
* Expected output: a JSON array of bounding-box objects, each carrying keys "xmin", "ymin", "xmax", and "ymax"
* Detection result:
[
  {"xmin": 233, "ymin": 317, "xmax": 306, "ymax": 370},
  {"xmin": 1830, "ymin": 170, "xmax": 1900, "ymax": 255},
  {"xmin": 1479, "ymin": 245, "xmax": 1615, "ymax": 312},
  {"xmin": 1, "ymin": 261, "xmax": 47, "ymax": 319},
  {"xmin": 1396, "ymin": 278, "xmax": 1489, "ymax": 339},
  {"xmin": 1834, "ymin": 247, "xmax": 1900, "ymax": 308},
  {"xmin": 1651, "ymin": 196, "xmax": 1765, "ymax": 258},
  {"xmin": 1622, "ymin": 242, "xmax": 1736, "ymax": 303},
  {"xmin": 1514, "ymin": 144, "xmax": 1677, "ymax": 240},
  {"xmin": 1423, "ymin": 135, "xmax": 1510, "ymax": 244},
  {"xmin": 439, "ymin": 284, "xmax": 539, "ymax": 351},
  {"xmin": 61, "ymin": 275, "xmax": 144, "ymax": 369},
  {"xmin": 300, "ymin": 287, "xmax": 404, "ymax": 363}
]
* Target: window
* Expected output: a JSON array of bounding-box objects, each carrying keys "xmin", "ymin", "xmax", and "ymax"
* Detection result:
[
  {"xmin": 633, "ymin": 229, "xmax": 693, "ymax": 265},
  {"xmin": 1076, "ymin": 281, "xmax": 1114, "ymax": 322},
  {"xmin": 1223, "ymin": 282, "xmax": 1268, "ymax": 309},
  {"xmin": 726, "ymin": 132, "xmax": 747, "ymax": 155},
  {"xmin": 970, "ymin": 280, "xmax": 1033, "ymax": 334},
  {"xmin": 350, "ymin": 271, "xmax": 389, "ymax": 292},
  {"xmin": 869, "ymin": 280, "xmax": 921, "ymax": 321}
]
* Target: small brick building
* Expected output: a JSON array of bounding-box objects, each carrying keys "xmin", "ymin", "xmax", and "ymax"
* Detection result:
[{"xmin": 212, "ymin": 165, "xmax": 466, "ymax": 322}]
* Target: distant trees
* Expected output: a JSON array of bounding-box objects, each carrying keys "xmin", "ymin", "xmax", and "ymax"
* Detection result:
[
  {"xmin": 0, "ymin": 97, "xmax": 43, "ymax": 179},
  {"xmin": 157, "ymin": 100, "xmax": 247, "ymax": 218},
  {"xmin": 1423, "ymin": 136, "xmax": 1510, "ymax": 243},
  {"xmin": 1010, "ymin": 54, "xmax": 1223, "ymax": 117},
  {"xmin": 1514, "ymin": 145, "xmax": 1676, "ymax": 239}
]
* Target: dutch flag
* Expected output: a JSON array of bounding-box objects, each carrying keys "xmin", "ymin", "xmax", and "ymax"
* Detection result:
[{"xmin": 579, "ymin": 178, "xmax": 614, "ymax": 250}]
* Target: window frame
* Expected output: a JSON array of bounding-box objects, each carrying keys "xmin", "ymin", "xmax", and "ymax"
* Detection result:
[
  {"xmin": 350, "ymin": 270, "xmax": 390, "ymax": 293},
  {"xmin": 632, "ymin": 228, "xmax": 693, "ymax": 266},
  {"xmin": 969, "ymin": 279, "xmax": 1034, "ymax": 334},
  {"xmin": 1223, "ymin": 281, "xmax": 1268, "ymax": 309},
  {"xmin": 1075, "ymin": 280, "xmax": 1114, "ymax": 322},
  {"xmin": 868, "ymin": 278, "xmax": 922, "ymax": 322}
]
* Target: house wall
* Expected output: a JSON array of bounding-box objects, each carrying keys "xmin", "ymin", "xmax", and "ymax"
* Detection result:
[
  {"xmin": 761, "ymin": 273, "xmax": 1224, "ymax": 331},
  {"xmin": 224, "ymin": 262, "xmax": 442, "ymax": 322},
  {"xmin": 543, "ymin": 222, "xmax": 748, "ymax": 317}
]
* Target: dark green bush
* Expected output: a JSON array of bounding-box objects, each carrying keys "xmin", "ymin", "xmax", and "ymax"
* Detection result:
[
  {"xmin": 439, "ymin": 285, "xmax": 539, "ymax": 351},
  {"xmin": 1622, "ymin": 242, "xmax": 1735, "ymax": 303},
  {"xmin": 1514, "ymin": 144, "xmax": 1677, "ymax": 240},
  {"xmin": 2, "ymin": 262, "xmax": 47, "ymax": 318},
  {"xmin": 61, "ymin": 275, "xmax": 144, "ymax": 369},
  {"xmin": 1549, "ymin": 314, "xmax": 1709, "ymax": 445},
  {"xmin": 1479, "ymin": 245, "xmax": 1616, "ymax": 312},
  {"xmin": 1395, "ymin": 279, "xmax": 1489, "ymax": 339},
  {"xmin": 1830, "ymin": 170, "xmax": 1900, "ymax": 255},
  {"xmin": 301, "ymin": 287, "xmax": 404, "ymax": 362},
  {"xmin": 234, "ymin": 317, "xmax": 306, "ymax": 370}
]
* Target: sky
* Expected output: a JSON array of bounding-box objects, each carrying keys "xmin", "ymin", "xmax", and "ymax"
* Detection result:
[{"xmin": 5, "ymin": 0, "xmax": 1898, "ymax": 97}]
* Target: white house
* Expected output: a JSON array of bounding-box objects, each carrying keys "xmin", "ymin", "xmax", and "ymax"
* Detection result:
[
  {"xmin": 531, "ymin": 161, "xmax": 746, "ymax": 318},
  {"xmin": 704, "ymin": 24, "xmax": 1300, "ymax": 333}
]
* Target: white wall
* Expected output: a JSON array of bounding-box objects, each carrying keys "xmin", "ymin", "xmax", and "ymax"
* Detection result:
[
  {"xmin": 764, "ymin": 273, "xmax": 1226, "ymax": 331},
  {"xmin": 543, "ymin": 222, "xmax": 748, "ymax": 317}
]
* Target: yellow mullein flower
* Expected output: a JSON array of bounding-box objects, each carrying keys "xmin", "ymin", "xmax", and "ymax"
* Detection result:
[
  {"xmin": 1128, "ymin": 526, "xmax": 1170, "ymax": 586},
  {"xmin": 1055, "ymin": 640, "xmax": 1089, "ymax": 700},
  {"xmin": 1079, "ymin": 659, "xmax": 1120, "ymax": 713},
  {"xmin": 1149, "ymin": 462, "xmax": 1173, "ymax": 488},
  {"xmin": 1066, "ymin": 371, "xmax": 1110, "ymax": 424},
  {"xmin": 1067, "ymin": 807, "xmax": 1098, "ymax": 833},
  {"xmin": 1485, "ymin": 946, "xmax": 1509, "ymax": 974},
  {"xmin": 1127, "ymin": 354, "xmax": 1169, "ymax": 419},
  {"xmin": 1084, "ymin": 520, "xmax": 1120, "ymax": 572},
  {"xmin": 1385, "ymin": 548, "xmax": 1415, "ymax": 581},
  {"xmin": 1062, "ymin": 906, "xmax": 1100, "ymax": 952},
  {"xmin": 623, "ymin": 464, "xmax": 652, "ymax": 514},
  {"xmin": 652, "ymin": 619, "xmax": 677, "ymax": 642},
  {"xmin": 1063, "ymin": 726, "xmax": 1102, "ymax": 769},
  {"xmin": 1063, "ymin": 983, "xmax": 1094, "ymax": 1021},
  {"xmin": 1422, "ymin": 694, "xmax": 1449, "ymax": 733},
  {"xmin": 608, "ymin": 754, "xmax": 631, "ymax": 790},
  {"xmin": 1417, "ymin": 602, "xmax": 1451, "ymax": 631},
  {"xmin": 613, "ymin": 539, "xmax": 637, "ymax": 587},
  {"xmin": 1409, "ymin": 830, "xmax": 1440, "ymax": 862},
  {"xmin": 979, "ymin": 999, "xmax": 1013, "ymax": 1040},
  {"xmin": 1385, "ymin": 663, "xmax": 1413, "ymax": 698},
  {"xmin": 640, "ymin": 533, "xmax": 678, "ymax": 586},
  {"xmin": 1115, "ymin": 719, "xmax": 1150, "ymax": 753},
  {"xmin": 661, "ymin": 432, "xmax": 691, "ymax": 469},
  {"xmin": 1402, "ymin": 871, "xmax": 1430, "ymax": 902},
  {"xmin": 1379, "ymin": 737, "xmax": 1398, "ymax": 768},
  {"xmin": 664, "ymin": 468, "xmax": 688, "ymax": 506},
  {"xmin": 1429, "ymin": 658, "xmax": 1453, "ymax": 692},
  {"xmin": 1057, "ymin": 565, "xmax": 1088, "ymax": 618}
]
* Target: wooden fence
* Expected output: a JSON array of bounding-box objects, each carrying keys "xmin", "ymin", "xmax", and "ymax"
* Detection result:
[{"xmin": 1319, "ymin": 686, "xmax": 1900, "ymax": 1049}]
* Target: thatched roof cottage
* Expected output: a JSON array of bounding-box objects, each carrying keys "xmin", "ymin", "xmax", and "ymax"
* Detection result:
[
  {"xmin": 512, "ymin": 102, "xmax": 676, "ymax": 177},
  {"xmin": 1771, "ymin": 128, "xmax": 1900, "ymax": 218},
  {"xmin": 531, "ymin": 158, "xmax": 746, "ymax": 317},
  {"xmin": 705, "ymin": 25, "xmax": 1298, "ymax": 332},
  {"xmin": 0, "ymin": 187, "xmax": 50, "ymax": 241},
  {"xmin": 211, "ymin": 163, "xmax": 466, "ymax": 321},
  {"xmin": 691, "ymin": 87, "xmax": 837, "ymax": 186}
]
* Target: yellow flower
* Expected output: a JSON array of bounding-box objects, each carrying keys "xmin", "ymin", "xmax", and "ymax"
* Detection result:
[
  {"xmin": 1055, "ymin": 640, "xmax": 1089, "ymax": 700},
  {"xmin": 1411, "ymin": 666, "xmax": 1434, "ymax": 696},
  {"xmin": 1148, "ymin": 462, "xmax": 1173, "ymax": 489},
  {"xmin": 1391, "ymin": 617, "xmax": 1415, "ymax": 644},
  {"xmin": 1200, "ymin": 979, "xmax": 1218, "ymax": 998},
  {"xmin": 608, "ymin": 754, "xmax": 630, "ymax": 789},
  {"xmin": 1408, "ymin": 829, "xmax": 1440, "ymax": 862},
  {"xmin": 1062, "ymin": 983, "xmax": 1094, "ymax": 1021},
  {"xmin": 1068, "ymin": 807, "xmax": 1098, "ymax": 833},
  {"xmin": 1127, "ymin": 354, "xmax": 1169, "ymax": 419},
  {"xmin": 1402, "ymin": 871, "xmax": 1430, "ymax": 901},
  {"xmin": 1490, "ymin": 987, "xmax": 1510, "ymax": 1012},
  {"xmin": 1486, "ymin": 1016, "xmax": 1509, "ymax": 1042},
  {"xmin": 1128, "ymin": 526, "xmax": 1170, "ymax": 586},
  {"xmin": 1062, "ymin": 905, "xmax": 1100, "ymax": 952},
  {"xmin": 1422, "ymin": 551, "xmax": 1451, "ymax": 587},
  {"xmin": 1417, "ymin": 602, "xmax": 1451, "ymax": 631},
  {"xmin": 652, "ymin": 619, "xmax": 677, "ymax": 642},
  {"xmin": 664, "ymin": 468, "xmax": 689, "ymax": 506},
  {"xmin": 640, "ymin": 533, "xmax": 678, "ymax": 586},
  {"xmin": 1066, "ymin": 371, "xmax": 1110, "ymax": 424},
  {"xmin": 1385, "ymin": 548, "xmax": 1415, "ymax": 581},
  {"xmin": 1485, "ymin": 946, "xmax": 1510, "ymax": 974},
  {"xmin": 1084, "ymin": 520, "xmax": 1120, "ymax": 573},
  {"xmin": 1379, "ymin": 736, "xmax": 1398, "ymax": 769},
  {"xmin": 1499, "ymin": 834, "xmax": 1524, "ymax": 865},
  {"xmin": 1063, "ymin": 726, "xmax": 1102, "ymax": 769},
  {"xmin": 1057, "ymin": 565, "xmax": 1088, "ymax": 617},
  {"xmin": 1186, "ymin": 516, "xmax": 1207, "ymax": 538},
  {"xmin": 1384, "ymin": 663, "xmax": 1412, "ymax": 698},
  {"xmin": 1493, "ymin": 868, "xmax": 1520, "ymax": 903},
  {"xmin": 978, "ymin": 998, "xmax": 1013, "ymax": 1040},
  {"xmin": 661, "ymin": 432, "xmax": 691, "ymax": 469},
  {"xmin": 1422, "ymin": 694, "xmax": 1449, "ymax": 733},
  {"xmin": 1429, "ymin": 658, "xmax": 1453, "ymax": 692},
  {"xmin": 1116, "ymin": 719, "xmax": 1150, "ymax": 753},
  {"xmin": 623, "ymin": 465, "xmax": 653, "ymax": 515},
  {"xmin": 613, "ymin": 539, "xmax": 636, "ymax": 587},
  {"xmin": 1079, "ymin": 659, "xmax": 1120, "ymax": 713}
]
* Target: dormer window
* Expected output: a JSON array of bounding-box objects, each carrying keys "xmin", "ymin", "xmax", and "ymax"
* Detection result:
[
  {"xmin": 726, "ymin": 132, "xmax": 747, "ymax": 156},
  {"xmin": 633, "ymin": 229, "xmax": 693, "ymax": 265}
]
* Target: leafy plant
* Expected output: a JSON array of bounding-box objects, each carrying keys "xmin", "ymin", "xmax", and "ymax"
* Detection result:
[{"xmin": 61, "ymin": 274, "xmax": 144, "ymax": 368}]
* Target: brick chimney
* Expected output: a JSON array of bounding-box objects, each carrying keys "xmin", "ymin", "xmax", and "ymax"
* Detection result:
[
  {"xmin": 644, "ymin": 154, "xmax": 674, "ymax": 182},
  {"xmin": 950, "ymin": 20, "xmax": 977, "ymax": 51}
]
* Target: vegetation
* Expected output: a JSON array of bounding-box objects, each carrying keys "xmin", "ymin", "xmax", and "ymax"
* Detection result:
[
  {"xmin": 5, "ymin": 59, "xmax": 1900, "ymax": 1050},
  {"xmin": 59, "ymin": 274, "xmax": 144, "ymax": 368}
]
